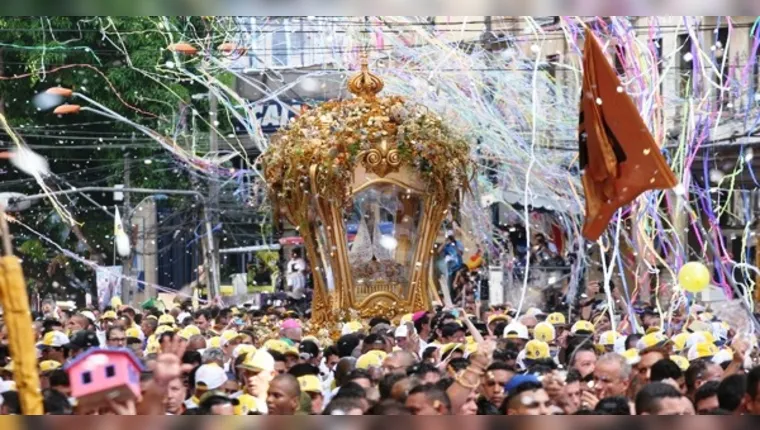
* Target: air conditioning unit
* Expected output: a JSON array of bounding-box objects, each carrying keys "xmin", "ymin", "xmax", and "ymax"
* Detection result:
[{"xmin": 699, "ymin": 285, "xmax": 728, "ymax": 303}]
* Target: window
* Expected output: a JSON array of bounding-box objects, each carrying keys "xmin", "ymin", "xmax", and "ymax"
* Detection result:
[
  {"xmin": 546, "ymin": 54, "xmax": 560, "ymax": 81},
  {"xmin": 653, "ymin": 37, "xmax": 663, "ymax": 92},
  {"xmin": 678, "ymin": 33, "xmax": 694, "ymax": 97},
  {"xmin": 105, "ymin": 365, "xmax": 115, "ymax": 378},
  {"xmin": 82, "ymin": 371, "xmax": 92, "ymax": 385},
  {"xmin": 751, "ymin": 32, "xmax": 760, "ymax": 103},
  {"xmin": 715, "ymin": 27, "xmax": 730, "ymax": 104},
  {"xmin": 614, "ymin": 44, "xmax": 626, "ymax": 77},
  {"xmin": 272, "ymin": 19, "xmax": 289, "ymax": 67}
]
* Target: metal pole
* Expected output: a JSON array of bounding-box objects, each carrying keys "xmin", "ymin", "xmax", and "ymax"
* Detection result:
[
  {"xmin": 122, "ymin": 142, "xmax": 133, "ymax": 302},
  {"xmin": 203, "ymin": 205, "xmax": 220, "ymax": 300},
  {"xmin": 208, "ymin": 91, "xmax": 220, "ymax": 301}
]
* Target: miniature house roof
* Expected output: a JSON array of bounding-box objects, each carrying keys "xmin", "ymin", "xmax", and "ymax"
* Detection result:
[{"xmin": 64, "ymin": 347, "xmax": 145, "ymax": 373}]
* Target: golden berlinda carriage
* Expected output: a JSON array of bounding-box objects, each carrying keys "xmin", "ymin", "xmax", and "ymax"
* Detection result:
[{"xmin": 262, "ymin": 58, "xmax": 471, "ymax": 324}]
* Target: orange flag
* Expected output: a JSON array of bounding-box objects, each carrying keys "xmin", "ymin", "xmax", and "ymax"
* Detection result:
[{"xmin": 579, "ymin": 29, "xmax": 677, "ymax": 241}]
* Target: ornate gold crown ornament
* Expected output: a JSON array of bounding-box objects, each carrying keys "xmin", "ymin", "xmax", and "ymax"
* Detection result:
[
  {"xmin": 261, "ymin": 55, "xmax": 472, "ymax": 325},
  {"xmin": 348, "ymin": 55, "xmax": 384, "ymax": 99}
]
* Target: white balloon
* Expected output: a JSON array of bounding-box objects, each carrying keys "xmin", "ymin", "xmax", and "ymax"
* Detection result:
[
  {"xmin": 32, "ymin": 92, "xmax": 63, "ymax": 111},
  {"xmin": 299, "ymin": 77, "xmax": 320, "ymax": 93},
  {"xmin": 11, "ymin": 146, "xmax": 50, "ymax": 177}
]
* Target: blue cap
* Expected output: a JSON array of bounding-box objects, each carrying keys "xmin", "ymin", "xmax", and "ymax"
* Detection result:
[{"xmin": 504, "ymin": 374, "xmax": 541, "ymax": 395}]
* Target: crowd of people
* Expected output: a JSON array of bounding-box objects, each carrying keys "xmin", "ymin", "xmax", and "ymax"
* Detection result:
[{"xmin": 1, "ymin": 290, "xmax": 759, "ymax": 416}]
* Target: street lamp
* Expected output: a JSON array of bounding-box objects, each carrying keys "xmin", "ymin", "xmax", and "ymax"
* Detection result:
[{"xmin": 11, "ymin": 187, "xmax": 221, "ymax": 301}]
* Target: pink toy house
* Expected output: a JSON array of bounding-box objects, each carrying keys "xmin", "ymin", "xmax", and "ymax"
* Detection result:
[{"xmin": 64, "ymin": 348, "xmax": 143, "ymax": 411}]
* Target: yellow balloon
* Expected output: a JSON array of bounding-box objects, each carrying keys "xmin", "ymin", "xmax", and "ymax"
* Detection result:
[{"xmin": 678, "ymin": 262, "xmax": 711, "ymax": 293}]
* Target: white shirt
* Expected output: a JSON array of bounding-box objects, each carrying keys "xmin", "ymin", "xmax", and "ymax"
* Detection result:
[{"xmin": 286, "ymin": 258, "xmax": 307, "ymax": 290}]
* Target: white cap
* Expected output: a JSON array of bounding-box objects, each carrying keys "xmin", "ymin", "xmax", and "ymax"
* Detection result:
[
  {"xmin": 686, "ymin": 332, "xmax": 709, "ymax": 349},
  {"xmin": 394, "ymin": 325, "xmax": 409, "ymax": 338},
  {"xmin": 244, "ymin": 349, "xmax": 275, "ymax": 373},
  {"xmin": 515, "ymin": 349, "xmax": 527, "ymax": 371},
  {"xmin": 525, "ymin": 307, "xmax": 546, "ymax": 317},
  {"xmin": 37, "ymin": 331, "xmax": 70, "ymax": 348},
  {"xmin": 195, "ymin": 364, "xmax": 227, "ymax": 390},
  {"xmin": 712, "ymin": 349, "xmax": 733, "ymax": 365},
  {"xmin": 613, "ymin": 335, "xmax": 627, "ymax": 355},
  {"xmin": 503, "ymin": 323, "xmax": 530, "ymax": 340},
  {"xmin": 711, "ymin": 322, "xmax": 728, "ymax": 342},
  {"xmin": 80, "ymin": 311, "xmax": 96, "ymax": 322},
  {"xmin": 177, "ymin": 312, "xmax": 191, "ymax": 324}
]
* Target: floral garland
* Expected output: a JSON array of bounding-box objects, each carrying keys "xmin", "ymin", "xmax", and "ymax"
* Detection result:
[{"xmin": 262, "ymin": 94, "xmax": 472, "ymax": 206}]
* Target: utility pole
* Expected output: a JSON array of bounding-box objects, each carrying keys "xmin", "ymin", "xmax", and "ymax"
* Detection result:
[
  {"xmin": 208, "ymin": 91, "xmax": 220, "ymax": 300},
  {"xmin": 122, "ymin": 137, "xmax": 133, "ymax": 303},
  {"xmin": 0, "ymin": 48, "xmax": 5, "ymax": 116}
]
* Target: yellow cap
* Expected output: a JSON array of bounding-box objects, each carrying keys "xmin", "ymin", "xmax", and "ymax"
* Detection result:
[
  {"xmin": 39, "ymin": 360, "xmax": 61, "ymax": 373},
  {"xmin": 441, "ymin": 343, "xmax": 465, "ymax": 357},
  {"xmin": 525, "ymin": 340, "xmax": 551, "ymax": 361},
  {"xmin": 125, "ymin": 327, "xmax": 142, "ymax": 339},
  {"xmin": 464, "ymin": 343, "xmax": 478, "ymax": 357},
  {"xmin": 298, "ymin": 375, "xmax": 322, "ymax": 394},
  {"xmin": 356, "ymin": 350, "xmax": 387, "ymax": 370},
  {"xmin": 342, "ymin": 321, "xmax": 363, "ymax": 335},
  {"xmin": 546, "ymin": 312, "xmax": 567, "ymax": 326},
  {"xmin": 231, "ymin": 307, "xmax": 241, "ymax": 316},
  {"xmin": 637, "ymin": 332, "xmax": 668, "ymax": 350},
  {"xmin": 158, "ymin": 314, "xmax": 176, "ymax": 326},
  {"xmin": 571, "ymin": 320, "xmax": 595, "ymax": 334},
  {"xmin": 154, "ymin": 325, "xmax": 175, "ymax": 337},
  {"xmin": 671, "ymin": 332, "xmax": 690, "ymax": 353},
  {"xmin": 235, "ymin": 393, "xmax": 261, "ymax": 415},
  {"xmin": 622, "ymin": 348, "xmax": 641, "ymax": 365},
  {"xmin": 400, "ymin": 313, "xmax": 414, "ymax": 324},
  {"xmin": 487, "ymin": 314, "xmax": 510, "ymax": 325},
  {"xmin": 2, "ymin": 362, "xmax": 13, "ymax": 373},
  {"xmin": 670, "ymin": 355, "xmax": 690, "ymax": 371},
  {"xmin": 110, "ymin": 296, "xmax": 123, "ymax": 308},
  {"xmin": 179, "ymin": 325, "xmax": 202, "ymax": 340},
  {"xmin": 533, "ymin": 322, "xmax": 556, "ymax": 343},
  {"xmin": 599, "ymin": 331, "xmax": 621, "ymax": 346},
  {"xmin": 207, "ymin": 337, "xmax": 222, "ymax": 349},
  {"xmin": 263, "ymin": 339, "xmax": 289, "ymax": 355},
  {"xmin": 220, "ymin": 330, "xmax": 241, "ymax": 346},
  {"xmin": 239, "ymin": 349, "xmax": 275, "ymax": 372},
  {"xmin": 146, "ymin": 338, "xmax": 161, "ymax": 354},
  {"xmin": 688, "ymin": 341, "xmax": 719, "ymax": 361},
  {"xmin": 101, "ymin": 311, "xmax": 118, "ymax": 320},
  {"xmin": 232, "ymin": 344, "xmax": 256, "ymax": 360},
  {"xmin": 285, "ymin": 347, "xmax": 299, "ymax": 357}
]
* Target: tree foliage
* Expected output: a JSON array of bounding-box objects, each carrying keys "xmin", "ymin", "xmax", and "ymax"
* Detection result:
[{"xmin": 0, "ymin": 16, "xmax": 220, "ymax": 299}]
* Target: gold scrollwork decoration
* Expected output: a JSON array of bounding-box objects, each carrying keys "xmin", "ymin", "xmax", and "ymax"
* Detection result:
[
  {"xmin": 356, "ymin": 291, "xmax": 409, "ymax": 320},
  {"xmin": 359, "ymin": 140, "xmax": 402, "ymax": 178}
]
